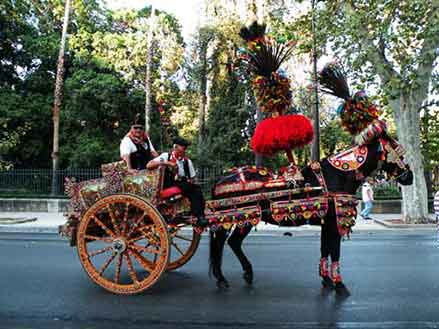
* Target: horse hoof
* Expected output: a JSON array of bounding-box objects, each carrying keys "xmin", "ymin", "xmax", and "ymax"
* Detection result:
[
  {"xmin": 335, "ymin": 282, "xmax": 351, "ymax": 297},
  {"xmin": 216, "ymin": 279, "xmax": 230, "ymax": 290},
  {"xmin": 321, "ymin": 275, "xmax": 334, "ymax": 289},
  {"xmin": 243, "ymin": 270, "xmax": 253, "ymax": 285}
]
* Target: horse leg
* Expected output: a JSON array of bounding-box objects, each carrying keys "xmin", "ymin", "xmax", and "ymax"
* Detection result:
[
  {"xmin": 227, "ymin": 224, "xmax": 253, "ymax": 285},
  {"xmin": 320, "ymin": 222, "xmax": 334, "ymax": 289},
  {"xmin": 209, "ymin": 227, "xmax": 230, "ymax": 289},
  {"xmin": 327, "ymin": 219, "xmax": 350, "ymax": 297}
]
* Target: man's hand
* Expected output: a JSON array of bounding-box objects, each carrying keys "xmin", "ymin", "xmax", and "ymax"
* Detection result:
[{"xmin": 164, "ymin": 161, "xmax": 177, "ymax": 168}]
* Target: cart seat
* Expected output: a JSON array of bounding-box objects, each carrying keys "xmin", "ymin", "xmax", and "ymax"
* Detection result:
[{"xmin": 160, "ymin": 186, "xmax": 183, "ymax": 199}]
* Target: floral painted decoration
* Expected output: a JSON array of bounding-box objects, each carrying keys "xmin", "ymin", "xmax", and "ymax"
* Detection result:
[
  {"xmin": 327, "ymin": 145, "xmax": 368, "ymax": 172},
  {"xmin": 271, "ymin": 196, "xmax": 329, "ymax": 225},
  {"xmin": 332, "ymin": 194, "xmax": 358, "ymax": 237},
  {"xmin": 206, "ymin": 205, "xmax": 261, "ymax": 232}
]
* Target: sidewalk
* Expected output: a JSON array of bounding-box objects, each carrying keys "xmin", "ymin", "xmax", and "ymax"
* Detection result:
[{"xmin": 0, "ymin": 211, "xmax": 436, "ymax": 234}]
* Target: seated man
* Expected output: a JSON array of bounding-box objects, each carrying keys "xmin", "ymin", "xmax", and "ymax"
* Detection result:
[
  {"xmin": 147, "ymin": 137, "xmax": 208, "ymax": 227},
  {"xmin": 120, "ymin": 121, "xmax": 159, "ymax": 173}
]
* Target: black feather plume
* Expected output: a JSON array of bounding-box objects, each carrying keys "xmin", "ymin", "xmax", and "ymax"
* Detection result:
[
  {"xmin": 239, "ymin": 21, "xmax": 266, "ymax": 42},
  {"xmin": 318, "ymin": 63, "xmax": 350, "ymax": 100},
  {"xmin": 240, "ymin": 22, "xmax": 295, "ymax": 79}
]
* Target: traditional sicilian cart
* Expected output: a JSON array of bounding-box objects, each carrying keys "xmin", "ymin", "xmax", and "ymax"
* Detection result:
[
  {"xmin": 60, "ymin": 22, "xmax": 413, "ymax": 296},
  {"xmin": 60, "ymin": 158, "xmax": 330, "ymax": 294}
]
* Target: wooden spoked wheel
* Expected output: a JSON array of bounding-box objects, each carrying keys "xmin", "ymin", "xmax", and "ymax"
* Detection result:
[
  {"xmin": 77, "ymin": 194, "xmax": 170, "ymax": 294},
  {"xmin": 166, "ymin": 223, "xmax": 201, "ymax": 271}
]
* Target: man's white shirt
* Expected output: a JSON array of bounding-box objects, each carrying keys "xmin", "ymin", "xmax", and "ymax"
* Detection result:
[
  {"xmin": 154, "ymin": 152, "xmax": 196, "ymax": 179},
  {"xmin": 361, "ymin": 183, "xmax": 374, "ymax": 202},
  {"xmin": 120, "ymin": 136, "xmax": 156, "ymax": 157}
]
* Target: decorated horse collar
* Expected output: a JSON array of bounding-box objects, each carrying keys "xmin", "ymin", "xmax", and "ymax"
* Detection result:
[{"xmin": 328, "ymin": 145, "xmax": 368, "ymax": 172}]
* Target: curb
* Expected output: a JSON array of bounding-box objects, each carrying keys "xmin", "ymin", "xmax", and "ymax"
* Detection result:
[
  {"xmin": 374, "ymin": 218, "xmax": 436, "ymax": 228},
  {"xmin": 0, "ymin": 217, "xmax": 38, "ymax": 225}
]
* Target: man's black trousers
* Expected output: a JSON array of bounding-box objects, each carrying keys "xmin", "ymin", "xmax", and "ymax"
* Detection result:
[{"xmin": 176, "ymin": 181, "xmax": 205, "ymax": 218}]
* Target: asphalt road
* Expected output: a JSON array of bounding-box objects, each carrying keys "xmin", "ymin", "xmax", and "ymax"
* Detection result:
[{"xmin": 0, "ymin": 231, "xmax": 438, "ymax": 329}]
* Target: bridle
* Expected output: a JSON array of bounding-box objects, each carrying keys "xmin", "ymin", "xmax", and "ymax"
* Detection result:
[{"xmin": 378, "ymin": 136, "xmax": 411, "ymax": 182}]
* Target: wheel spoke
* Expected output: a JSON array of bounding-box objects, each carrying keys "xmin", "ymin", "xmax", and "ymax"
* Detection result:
[
  {"xmin": 98, "ymin": 252, "xmax": 116, "ymax": 275},
  {"xmin": 124, "ymin": 253, "xmax": 139, "ymax": 284},
  {"xmin": 129, "ymin": 243, "xmax": 161, "ymax": 255},
  {"xmin": 88, "ymin": 245, "xmax": 113, "ymax": 258},
  {"xmin": 126, "ymin": 212, "xmax": 148, "ymax": 239},
  {"xmin": 84, "ymin": 235, "xmax": 112, "ymax": 243},
  {"xmin": 175, "ymin": 234, "xmax": 193, "ymax": 242},
  {"xmin": 129, "ymin": 249, "xmax": 154, "ymax": 272},
  {"xmin": 107, "ymin": 205, "xmax": 121, "ymax": 235},
  {"xmin": 171, "ymin": 241, "xmax": 185, "ymax": 256},
  {"xmin": 114, "ymin": 254, "xmax": 122, "ymax": 284},
  {"xmin": 92, "ymin": 216, "xmax": 115, "ymax": 238},
  {"xmin": 127, "ymin": 235, "xmax": 145, "ymax": 244},
  {"xmin": 121, "ymin": 202, "xmax": 130, "ymax": 235},
  {"xmin": 127, "ymin": 225, "xmax": 155, "ymax": 244}
]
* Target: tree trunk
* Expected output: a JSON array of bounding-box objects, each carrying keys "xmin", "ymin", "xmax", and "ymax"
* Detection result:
[
  {"xmin": 390, "ymin": 93, "xmax": 429, "ymax": 223},
  {"xmin": 311, "ymin": 0, "xmax": 320, "ymax": 162},
  {"xmin": 197, "ymin": 44, "xmax": 208, "ymax": 152},
  {"xmin": 51, "ymin": 0, "xmax": 70, "ymax": 196},
  {"xmin": 144, "ymin": 6, "xmax": 155, "ymax": 133}
]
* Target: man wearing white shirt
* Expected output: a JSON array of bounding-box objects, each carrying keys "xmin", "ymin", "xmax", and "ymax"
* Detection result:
[
  {"xmin": 120, "ymin": 123, "xmax": 158, "ymax": 172},
  {"xmin": 360, "ymin": 178, "xmax": 374, "ymax": 220},
  {"xmin": 147, "ymin": 137, "xmax": 207, "ymax": 227}
]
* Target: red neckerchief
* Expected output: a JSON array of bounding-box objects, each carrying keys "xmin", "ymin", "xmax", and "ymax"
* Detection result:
[
  {"xmin": 127, "ymin": 128, "xmax": 149, "ymax": 144},
  {"xmin": 169, "ymin": 151, "xmax": 187, "ymax": 163}
]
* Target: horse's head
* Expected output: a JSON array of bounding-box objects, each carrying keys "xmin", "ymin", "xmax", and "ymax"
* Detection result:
[
  {"xmin": 378, "ymin": 136, "xmax": 413, "ymax": 185},
  {"xmin": 355, "ymin": 120, "xmax": 413, "ymax": 186}
]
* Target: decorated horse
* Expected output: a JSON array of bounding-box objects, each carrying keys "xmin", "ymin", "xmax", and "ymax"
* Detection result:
[{"xmin": 208, "ymin": 23, "xmax": 413, "ymax": 297}]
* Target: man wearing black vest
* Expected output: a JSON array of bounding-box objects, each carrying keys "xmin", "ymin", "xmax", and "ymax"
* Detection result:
[
  {"xmin": 147, "ymin": 137, "xmax": 208, "ymax": 227},
  {"xmin": 120, "ymin": 123, "xmax": 158, "ymax": 172}
]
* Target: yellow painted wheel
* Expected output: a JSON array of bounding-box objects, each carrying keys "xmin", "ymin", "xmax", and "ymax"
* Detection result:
[{"xmin": 77, "ymin": 194, "xmax": 169, "ymax": 294}]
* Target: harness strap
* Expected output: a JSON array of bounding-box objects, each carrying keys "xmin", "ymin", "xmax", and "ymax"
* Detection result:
[{"xmin": 310, "ymin": 162, "xmax": 328, "ymax": 194}]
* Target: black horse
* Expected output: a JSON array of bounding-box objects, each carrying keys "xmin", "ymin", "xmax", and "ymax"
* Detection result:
[{"xmin": 209, "ymin": 127, "xmax": 413, "ymax": 296}]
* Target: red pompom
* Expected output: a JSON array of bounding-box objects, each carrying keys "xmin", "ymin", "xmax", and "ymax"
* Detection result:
[{"xmin": 251, "ymin": 114, "xmax": 314, "ymax": 156}]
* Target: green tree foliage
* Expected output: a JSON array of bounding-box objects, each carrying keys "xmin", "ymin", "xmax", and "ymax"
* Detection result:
[
  {"xmin": 0, "ymin": 0, "xmax": 184, "ymax": 168},
  {"xmin": 288, "ymin": 0, "xmax": 439, "ymax": 221}
]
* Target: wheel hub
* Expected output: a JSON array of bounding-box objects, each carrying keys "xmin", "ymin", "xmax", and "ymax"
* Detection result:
[{"xmin": 112, "ymin": 238, "xmax": 127, "ymax": 254}]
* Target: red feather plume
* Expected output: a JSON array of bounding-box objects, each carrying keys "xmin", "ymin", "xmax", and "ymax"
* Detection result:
[{"xmin": 251, "ymin": 115, "xmax": 314, "ymax": 156}]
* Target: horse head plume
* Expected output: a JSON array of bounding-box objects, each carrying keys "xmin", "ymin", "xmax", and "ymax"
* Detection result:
[
  {"xmin": 239, "ymin": 21, "xmax": 313, "ymax": 159},
  {"xmin": 318, "ymin": 63, "xmax": 350, "ymax": 100},
  {"xmin": 319, "ymin": 63, "xmax": 381, "ymax": 135},
  {"xmin": 239, "ymin": 21, "xmax": 266, "ymax": 42},
  {"xmin": 239, "ymin": 21, "xmax": 296, "ymax": 87}
]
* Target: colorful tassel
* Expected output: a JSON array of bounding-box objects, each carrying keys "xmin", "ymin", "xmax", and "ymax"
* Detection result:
[
  {"xmin": 331, "ymin": 261, "xmax": 342, "ymax": 283},
  {"xmin": 319, "ymin": 257, "xmax": 329, "ymax": 277}
]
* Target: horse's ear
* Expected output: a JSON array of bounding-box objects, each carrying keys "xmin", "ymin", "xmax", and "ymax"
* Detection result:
[{"xmin": 354, "ymin": 120, "xmax": 387, "ymax": 145}]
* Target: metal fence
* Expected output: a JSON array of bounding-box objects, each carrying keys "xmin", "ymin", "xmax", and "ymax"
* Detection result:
[
  {"xmin": 0, "ymin": 167, "xmax": 407, "ymax": 198},
  {"xmin": 0, "ymin": 167, "xmax": 225, "ymax": 197}
]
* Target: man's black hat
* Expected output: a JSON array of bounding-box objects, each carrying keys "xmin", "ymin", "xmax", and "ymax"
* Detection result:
[
  {"xmin": 132, "ymin": 113, "xmax": 143, "ymax": 128},
  {"xmin": 173, "ymin": 136, "xmax": 191, "ymax": 148}
]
